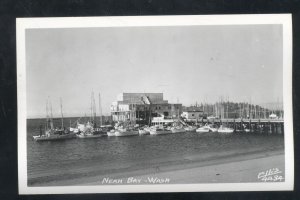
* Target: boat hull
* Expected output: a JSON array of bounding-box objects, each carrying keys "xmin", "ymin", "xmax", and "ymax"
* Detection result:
[
  {"xmin": 33, "ymin": 133, "xmax": 76, "ymax": 141},
  {"xmin": 115, "ymin": 130, "xmax": 139, "ymax": 137},
  {"xmin": 244, "ymin": 129, "xmax": 251, "ymax": 133},
  {"xmin": 196, "ymin": 125, "xmax": 217, "ymax": 133},
  {"xmin": 107, "ymin": 131, "xmax": 116, "ymax": 136},
  {"xmin": 184, "ymin": 127, "xmax": 197, "ymax": 132},
  {"xmin": 149, "ymin": 130, "xmax": 171, "ymax": 135},
  {"xmin": 218, "ymin": 129, "xmax": 234, "ymax": 134},
  {"xmin": 76, "ymin": 134, "xmax": 103, "ymax": 138},
  {"xmin": 196, "ymin": 129, "xmax": 210, "ymax": 133},
  {"xmin": 209, "ymin": 128, "xmax": 218, "ymax": 132},
  {"xmin": 138, "ymin": 130, "xmax": 150, "ymax": 135},
  {"xmin": 171, "ymin": 128, "xmax": 186, "ymax": 133}
]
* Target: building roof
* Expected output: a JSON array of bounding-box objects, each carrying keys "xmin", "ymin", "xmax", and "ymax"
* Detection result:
[{"xmin": 116, "ymin": 93, "xmax": 168, "ymax": 105}]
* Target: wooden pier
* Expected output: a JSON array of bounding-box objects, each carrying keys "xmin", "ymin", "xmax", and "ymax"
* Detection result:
[{"xmin": 190, "ymin": 118, "xmax": 284, "ymax": 134}]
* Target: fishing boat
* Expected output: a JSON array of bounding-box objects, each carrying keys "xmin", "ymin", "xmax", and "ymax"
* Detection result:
[
  {"xmin": 218, "ymin": 125, "xmax": 234, "ymax": 134},
  {"xmin": 196, "ymin": 125, "xmax": 210, "ymax": 133},
  {"xmin": 77, "ymin": 92, "xmax": 106, "ymax": 139},
  {"xmin": 170, "ymin": 118, "xmax": 186, "ymax": 133},
  {"xmin": 68, "ymin": 118, "xmax": 82, "ymax": 134},
  {"xmin": 138, "ymin": 128, "xmax": 150, "ymax": 135},
  {"xmin": 196, "ymin": 124, "xmax": 218, "ymax": 133},
  {"xmin": 149, "ymin": 125, "xmax": 171, "ymax": 135},
  {"xmin": 107, "ymin": 129, "xmax": 116, "ymax": 136},
  {"xmin": 33, "ymin": 98, "xmax": 76, "ymax": 141},
  {"xmin": 77, "ymin": 133, "xmax": 103, "ymax": 138},
  {"xmin": 138, "ymin": 126, "xmax": 151, "ymax": 135},
  {"xmin": 208, "ymin": 124, "xmax": 218, "ymax": 132},
  {"xmin": 170, "ymin": 126, "xmax": 186, "ymax": 133},
  {"xmin": 114, "ymin": 128, "xmax": 139, "ymax": 137},
  {"xmin": 69, "ymin": 127, "xmax": 79, "ymax": 134},
  {"xmin": 184, "ymin": 126, "xmax": 197, "ymax": 132},
  {"xmin": 33, "ymin": 130, "xmax": 76, "ymax": 141},
  {"xmin": 77, "ymin": 121, "xmax": 105, "ymax": 138}
]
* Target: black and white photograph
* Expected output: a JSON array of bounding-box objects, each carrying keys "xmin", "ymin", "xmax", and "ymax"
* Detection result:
[{"xmin": 17, "ymin": 14, "xmax": 293, "ymax": 193}]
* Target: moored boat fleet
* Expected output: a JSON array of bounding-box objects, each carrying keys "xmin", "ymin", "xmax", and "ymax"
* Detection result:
[
  {"xmin": 33, "ymin": 94, "xmax": 246, "ymax": 142},
  {"xmin": 33, "ymin": 119, "xmax": 238, "ymax": 141}
]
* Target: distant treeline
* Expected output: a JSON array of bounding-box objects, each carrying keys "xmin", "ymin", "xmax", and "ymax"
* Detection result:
[{"xmin": 185, "ymin": 102, "xmax": 283, "ymax": 119}]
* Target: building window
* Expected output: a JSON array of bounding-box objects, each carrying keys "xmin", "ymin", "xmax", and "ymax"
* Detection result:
[
  {"xmin": 168, "ymin": 106, "xmax": 171, "ymax": 109},
  {"xmin": 159, "ymin": 106, "xmax": 161, "ymax": 110},
  {"xmin": 192, "ymin": 114, "xmax": 194, "ymax": 117}
]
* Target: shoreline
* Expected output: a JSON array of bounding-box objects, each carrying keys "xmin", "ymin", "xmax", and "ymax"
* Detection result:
[{"xmin": 29, "ymin": 148, "xmax": 284, "ymax": 186}]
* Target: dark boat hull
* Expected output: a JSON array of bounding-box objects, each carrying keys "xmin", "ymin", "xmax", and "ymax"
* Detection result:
[{"xmin": 33, "ymin": 133, "xmax": 76, "ymax": 141}]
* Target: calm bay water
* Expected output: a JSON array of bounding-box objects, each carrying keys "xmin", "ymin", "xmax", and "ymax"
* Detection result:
[{"xmin": 27, "ymin": 118, "xmax": 285, "ymax": 186}]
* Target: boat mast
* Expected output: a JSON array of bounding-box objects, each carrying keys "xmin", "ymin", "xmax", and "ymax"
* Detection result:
[
  {"xmin": 93, "ymin": 92, "xmax": 97, "ymax": 126},
  {"xmin": 254, "ymin": 104, "xmax": 256, "ymax": 119},
  {"xmin": 90, "ymin": 91, "xmax": 97, "ymax": 126},
  {"xmin": 90, "ymin": 92, "xmax": 92, "ymax": 123},
  {"xmin": 60, "ymin": 97, "xmax": 64, "ymax": 128},
  {"xmin": 49, "ymin": 98, "xmax": 54, "ymax": 129},
  {"xmin": 226, "ymin": 97, "xmax": 229, "ymax": 119},
  {"xmin": 46, "ymin": 99, "xmax": 49, "ymax": 130},
  {"xmin": 131, "ymin": 98, "xmax": 132, "ymax": 124},
  {"xmin": 148, "ymin": 96, "xmax": 152, "ymax": 126},
  {"xmin": 249, "ymin": 98, "xmax": 252, "ymax": 119},
  {"xmin": 99, "ymin": 93, "xmax": 102, "ymax": 126}
]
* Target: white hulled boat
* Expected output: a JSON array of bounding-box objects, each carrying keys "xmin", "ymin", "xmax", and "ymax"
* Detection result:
[
  {"xmin": 208, "ymin": 124, "xmax": 218, "ymax": 132},
  {"xmin": 170, "ymin": 119, "xmax": 186, "ymax": 133},
  {"xmin": 196, "ymin": 125, "xmax": 210, "ymax": 133},
  {"xmin": 114, "ymin": 128, "xmax": 139, "ymax": 137},
  {"xmin": 138, "ymin": 128, "xmax": 150, "ymax": 135},
  {"xmin": 77, "ymin": 121, "xmax": 105, "ymax": 138},
  {"xmin": 244, "ymin": 128, "xmax": 251, "ymax": 133},
  {"xmin": 77, "ymin": 92, "xmax": 107, "ymax": 138},
  {"xmin": 196, "ymin": 124, "xmax": 218, "ymax": 133},
  {"xmin": 184, "ymin": 126, "xmax": 197, "ymax": 132},
  {"xmin": 218, "ymin": 125, "xmax": 234, "ymax": 134},
  {"xmin": 107, "ymin": 129, "xmax": 116, "ymax": 136},
  {"xmin": 149, "ymin": 125, "xmax": 171, "ymax": 135},
  {"xmin": 171, "ymin": 126, "xmax": 186, "ymax": 133}
]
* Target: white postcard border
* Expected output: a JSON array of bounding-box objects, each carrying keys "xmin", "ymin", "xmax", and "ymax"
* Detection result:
[{"xmin": 17, "ymin": 14, "xmax": 294, "ymax": 194}]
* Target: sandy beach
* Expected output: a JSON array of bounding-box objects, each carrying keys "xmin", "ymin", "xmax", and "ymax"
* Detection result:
[{"xmin": 31, "ymin": 148, "xmax": 285, "ymax": 186}]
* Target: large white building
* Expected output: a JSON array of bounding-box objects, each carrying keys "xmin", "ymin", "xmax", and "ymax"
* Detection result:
[{"xmin": 111, "ymin": 93, "xmax": 182, "ymax": 124}]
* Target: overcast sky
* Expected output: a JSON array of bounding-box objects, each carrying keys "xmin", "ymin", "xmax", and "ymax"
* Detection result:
[{"xmin": 26, "ymin": 25, "xmax": 283, "ymax": 118}]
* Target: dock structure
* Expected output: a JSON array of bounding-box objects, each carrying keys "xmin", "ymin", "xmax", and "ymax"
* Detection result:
[
  {"xmin": 182, "ymin": 99, "xmax": 284, "ymax": 134},
  {"xmin": 194, "ymin": 118, "xmax": 284, "ymax": 134}
]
